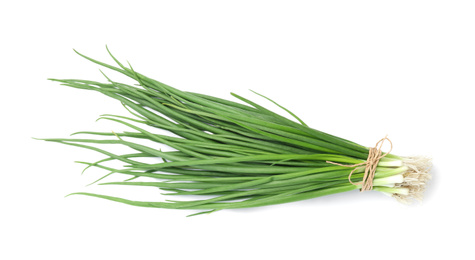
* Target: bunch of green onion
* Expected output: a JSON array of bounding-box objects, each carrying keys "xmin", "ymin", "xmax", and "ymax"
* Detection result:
[{"xmin": 42, "ymin": 48, "xmax": 432, "ymax": 216}]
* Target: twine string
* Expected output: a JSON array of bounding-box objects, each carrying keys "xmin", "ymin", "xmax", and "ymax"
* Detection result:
[{"xmin": 326, "ymin": 136, "xmax": 393, "ymax": 192}]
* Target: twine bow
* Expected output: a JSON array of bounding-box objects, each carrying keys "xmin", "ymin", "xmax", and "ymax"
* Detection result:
[{"xmin": 327, "ymin": 136, "xmax": 393, "ymax": 192}]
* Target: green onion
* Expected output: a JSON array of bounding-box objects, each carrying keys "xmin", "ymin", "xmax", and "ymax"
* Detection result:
[{"xmin": 42, "ymin": 47, "xmax": 432, "ymax": 216}]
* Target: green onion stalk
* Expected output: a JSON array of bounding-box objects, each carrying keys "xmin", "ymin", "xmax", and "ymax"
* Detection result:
[{"xmin": 41, "ymin": 48, "xmax": 432, "ymax": 216}]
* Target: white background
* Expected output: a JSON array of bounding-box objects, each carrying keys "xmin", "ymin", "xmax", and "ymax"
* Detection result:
[{"xmin": 1, "ymin": 1, "xmax": 474, "ymax": 259}]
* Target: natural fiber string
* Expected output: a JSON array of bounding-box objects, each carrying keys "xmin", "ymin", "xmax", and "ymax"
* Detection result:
[{"xmin": 326, "ymin": 136, "xmax": 393, "ymax": 192}]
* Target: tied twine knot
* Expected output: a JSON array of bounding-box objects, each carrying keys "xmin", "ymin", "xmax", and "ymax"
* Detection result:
[{"xmin": 327, "ymin": 136, "xmax": 393, "ymax": 192}]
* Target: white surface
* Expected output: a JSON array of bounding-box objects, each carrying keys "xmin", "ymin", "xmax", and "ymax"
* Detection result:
[{"xmin": 1, "ymin": 1, "xmax": 474, "ymax": 259}]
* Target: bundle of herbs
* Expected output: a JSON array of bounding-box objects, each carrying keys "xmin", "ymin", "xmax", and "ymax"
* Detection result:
[{"xmin": 42, "ymin": 48, "xmax": 431, "ymax": 216}]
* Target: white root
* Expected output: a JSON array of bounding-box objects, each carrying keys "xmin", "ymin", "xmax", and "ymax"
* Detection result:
[{"xmin": 392, "ymin": 156, "xmax": 432, "ymax": 203}]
